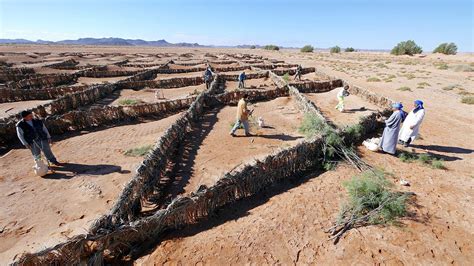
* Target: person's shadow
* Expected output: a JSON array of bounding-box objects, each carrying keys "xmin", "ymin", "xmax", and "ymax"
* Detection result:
[
  {"xmin": 411, "ymin": 144, "xmax": 473, "ymax": 155},
  {"xmin": 45, "ymin": 162, "xmax": 130, "ymax": 179}
]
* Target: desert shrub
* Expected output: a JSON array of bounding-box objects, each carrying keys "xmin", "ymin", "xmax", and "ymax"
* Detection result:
[
  {"xmin": 442, "ymin": 84, "xmax": 458, "ymax": 91},
  {"xmin": 250, "ymin": 45, "xmax": 256, "ymax": 49},
  {"xmin": 391, "ymin": 40, "xmax": 422, "ymax": 56},
  {"xmin": 263, "ymin": 45, "xmax": 280, "ymax": 51},
  {"xmin": 461, "ymin": 96, "xmax": 474, "ymax": 105},
  {"xmin": 124, "ymin": 145, "xmax": 153, "ymax": 157},
  {"xmin": 433, "ymin": 42, "xmax": 457, "ymax": 55},
  {"xmin": 366, "ymin": 77, "xmax": 381, "ymax": 82},
  {"xmin": 398, "ymin": 151, "xmax": 446, "ymax": 169},
  {"xmin": 298, "ymin": 113, "xmax": 328, "ymax": 138},
  {"xmin": 431, "ymin": 159, "xmax": 446, "ymax": 169},
  {"xmin": 344, "ymin": 124, "xmax": 364, "ymax": 142},
  {"xmin": 282, "ymin": 73, "xmax": 290, "ymax": 82},
  {"xmin": 330, "ymin": 46, "xmax": 341, "ymax": 54},
  {"xmin": 397, "ymin": 86, "xmax": 412, "ymax": 92},
  {"xmin": 405, "ymin": 73, "xmax": 416, "ymax": 80},
  {"xmin": 453, "ymin": 65, "xmax": 474, "ymax": 72},
  {"xmin": 329, "ymin": 170, "xmax": 409, "ymax": 243},
  {"xmin": 345, "ymin": 47, "xmax": 356, "ymax": 52},
  {"xmin": 434, "ymin": 62, "xmax": 449, "ymax": 70},
  {"xmin": 417, "ymin": 82, "xmax": 430, "ymax": 87},
  {"xmin": 118, "ymin": 99, "xmax": 143, "ymax": 105},
  {"xmin": 300, "ymin": 45, "xmax": 314, "ymax": 53}
]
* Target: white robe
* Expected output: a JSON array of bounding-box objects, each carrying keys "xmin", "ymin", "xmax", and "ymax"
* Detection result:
[{"xmin": 399, "ymin": 109, "xmax": 425, "ymax": 143}]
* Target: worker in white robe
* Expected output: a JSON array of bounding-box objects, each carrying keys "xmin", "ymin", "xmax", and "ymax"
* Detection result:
[
  {"xmin": 379, "ymin": 102, "xmax": 405, "ymax": 155},
  {"xmin": 399, "ymin": 100, "xmax": 425, "ymax": 147},
  {"xmin": 335, "ymin": 85, "xmax": 350, "ymax": 112}
]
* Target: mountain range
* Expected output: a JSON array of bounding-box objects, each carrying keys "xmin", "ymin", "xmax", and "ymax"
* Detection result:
[{"xmin": 0, "ymin": 37, "xmax": 205, "ymax": 47}]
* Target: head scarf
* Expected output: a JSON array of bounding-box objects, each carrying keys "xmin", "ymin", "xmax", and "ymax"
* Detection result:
[
  {"xmin": 392, "ymin": 102, "xmax": 406, "ymax": 120},
  {"xmin": 392, "ymin": 102, "xmax": 403, "ymax": 110},
  {"xmin": 414, "ymin": 100, "xmax": 424, "ymax": 113}
]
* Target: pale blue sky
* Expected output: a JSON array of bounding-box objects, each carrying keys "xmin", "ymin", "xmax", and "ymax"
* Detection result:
[{"xmin": 0, "ymin": 0, "xmax": 472, "ymax": 51}]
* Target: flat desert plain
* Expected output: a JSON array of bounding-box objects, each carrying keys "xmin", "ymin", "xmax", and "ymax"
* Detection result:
[{"xmin": 0, "ymin": 45, "xmax": 472, "ymax": 265}]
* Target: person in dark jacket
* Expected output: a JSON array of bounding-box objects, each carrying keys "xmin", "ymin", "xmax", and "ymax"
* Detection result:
[
  {"xmin": 238, "ymin": 71, "xmax": 247, "ymax": 89},
  {"xmin": 294, "ymin": 65, "xmax": 303, "ymax": 81},
  {"xmin": 203, "ymin": 66, "xmax": 214, "ymax": 89},
  {"xmin": 16, "ymin": 110, "xmax": 60, "ymax": 165}
]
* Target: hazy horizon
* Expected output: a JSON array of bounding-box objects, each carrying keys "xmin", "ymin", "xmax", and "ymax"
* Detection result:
[{"xmin": 0, "ymin": 0, "xmax": 472, "ymax": 51}]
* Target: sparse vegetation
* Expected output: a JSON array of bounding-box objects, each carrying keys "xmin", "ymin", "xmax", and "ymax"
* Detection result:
[
  {"xmin": 398, "ymin": 151, "xmax": 446, "ymax": 169},
  {"xmin": 461, "ymin": 96, "xmax": 474, "ymax": 105},
  {"xmin": 124, "ymin": 145, "xmax": 153, "ymax": 157},
  {"xmin": 453, "ymin": 64, "xmax": 474, "ymax": 72},
  {"xmin": 282, "ymin": 73, "xmax": 290, "ymax": 82},
  {"xmin": 433, "ymin": 42, "xmax": 457, "ymax": 55},
  {"xmin": 417, "ymin": 82, "xmax": 430, "ymax": 89},
  {"xmin": 330, "ymin": 46, "xmax": 341, "ymax": 54},
  {"xmin": 345, "ymin": 47, "xmax": 356, "ymax": 52},
  {"xmin": 300, "ymin": 45, "xmax": 314, "ymax": 53},
  {"xmin": 391, "ymin": 40, "xmax": 422, "ymax": 56},
  {"xmin": 118, "ymin": 99, "xmax": 143, "ymax": 105},
  {"xmin": 263, "ymin": 45, "xmax": 280, "ymax": 51},
  {"xmin": 366, "ymin": 77, "xmax": 381, "ymax": 82},
  {"xmin": 397, "ymin": 86, "xmax": 412, "ymax": 92},
  {"xmin": 298, "ymin": 113, "xmax": 327, "ymax": 138},
  {"xmin": 434, "ymin": 62, "xmax": 449, "ymax": 70},
  {"xmin": 328, "ymin": 170, "xmax": 410, "ymax": 244},
  {"xmin": 442, "ymin": 84, "xmax": 458, "ymax": 91}
]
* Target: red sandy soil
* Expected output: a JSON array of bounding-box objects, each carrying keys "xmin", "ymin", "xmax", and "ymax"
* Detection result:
[
  {"xmin": 76, "ymin": 76, "xmax": 131, "ymax": 85},
  {"xmin": 0, "ymin": 46, "xmax": 472, "ymax": 265},
  {"xmin": 304, "ymin": 90, "xmax": 383, "ymax": 127},
  {"xmin": 156, "ymin": 84, "xmax": 205, "ymax": 101},
  {"xmin": 170, "ymin": 96, "xmax": 305, "ymax": 197},
  {"xmin": 0, "ymin": 113, "xmax": 182, "ymax": 262},
  {"xmin": 0, "ymin": 100, "xmax": 52, "ymax": 118},
  {"xmin": 225, "ymin": 77, "xmax": 275, "ymax": 91},
  {"xmin": 110, "ymin": 85, "xmax": 206, "ymax": 105},
  {"xmin": 137, "ymin": 152, "xmax": 473, "ymax": 265},
  {"xmin": 154, "ymin": 72, "xmax": 203, "ymax": 79}
]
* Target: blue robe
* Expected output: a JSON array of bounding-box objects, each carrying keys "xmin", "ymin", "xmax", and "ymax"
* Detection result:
[{"xmin": 379, "ymin": 110, "xmax": 403, "ymax": 154}]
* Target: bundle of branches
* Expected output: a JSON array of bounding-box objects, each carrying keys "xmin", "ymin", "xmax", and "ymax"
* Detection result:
[
  {"xmin": 326, "ymin": 170, "xmax": 411, "ymax": 244},
  {"xmin": 298, "ymin": 113, "xmax": 370, "ymax": 171}
]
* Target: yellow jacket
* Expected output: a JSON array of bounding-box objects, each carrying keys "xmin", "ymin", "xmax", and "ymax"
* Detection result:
[{"xmin": 237, "ymin": 98, "xmax": 249, "ymax": 121}]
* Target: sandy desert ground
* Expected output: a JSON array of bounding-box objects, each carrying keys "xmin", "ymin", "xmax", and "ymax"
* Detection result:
[{"xmin": 0, "ymin": 45, "xmax": 473, "ymax": 264}]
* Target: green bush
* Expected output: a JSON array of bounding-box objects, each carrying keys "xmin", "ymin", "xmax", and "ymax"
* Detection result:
[
  {"xmin": 300, "ymin": 45, "xmax": 314, "ymax": 53},
  {"xmin": 339, "ymin": 170, "xmax": 408, "ymax": 225},
  {"xmin": 366, "ymin": 77, "xmax": 381, "ymax": 82},
  {"xmin": 263, "ymin": 45, "xmax": 280, "ymax": 51},
  {"xmin": 118, "ymin": 99, "xmax": 143, "ymax": 106},
  {"xmin": 391, "ymin": 40, "xmax": 422, "ymax": 56},
  {"xmin": 345, "ymin": 47, "xmax": 356, "ymax": 52},
  {"xmin": 330, "ymin": 46, "xmax": 341, "ymax": 54},
  {"xmin": 461, "ymin": 96, "xmax": 474, "ymax": 105},
  {"xmin": 282, "ymin": 73, "xmax": 290, "ymax": 82},
  {"xmin": 298, "ymin": 113, "xmax": 328, "ymax": 138},
  {"xmin": 124, "ymin": 145, "xmax": 153, "ymax": 157},
  {"xmin": 398, "ymin": 151, "xmax": 446, "ymax": 169},
  {"xmin": 397, "ymin": 86, "xmax": 412, "ymax": 92},
  {"xmin": 433, "ymin": 42, "xmax": 457, "ymax": 55},
  {"xmin": 431, "ymin": 159, "xmax": 446, "ymax": 169}
]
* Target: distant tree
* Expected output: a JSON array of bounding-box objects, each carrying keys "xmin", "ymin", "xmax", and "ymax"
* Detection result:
[
  {"xmin": 391, "ymin": 40, "xmax": 422, "ymax": 56},
  {"xmin": 433, "ymin": 42, "xmax": 457, "ymax": 55},
  {"xmin": 345, "ymin": 47, "xmax": 356, "ymax": 52},
  {"xmin": 300, "ymin": 45, "xmax": 314, "ymax": 53},
  {"xmin": 330, "ymin": 46, "xmax": 341, "ymax": 54},
  {"xmin": 250, "ymin": 45, "xmax": 256, "ymax": 49},
  {"xmin": 264, "ymin": 45, "xmax": 280, "ymax": 51}
]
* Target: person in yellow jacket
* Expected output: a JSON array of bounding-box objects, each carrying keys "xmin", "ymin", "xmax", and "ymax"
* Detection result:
[{"xmin": 230, "ymin": 94, "xmax": 253, "ymax": 137}]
